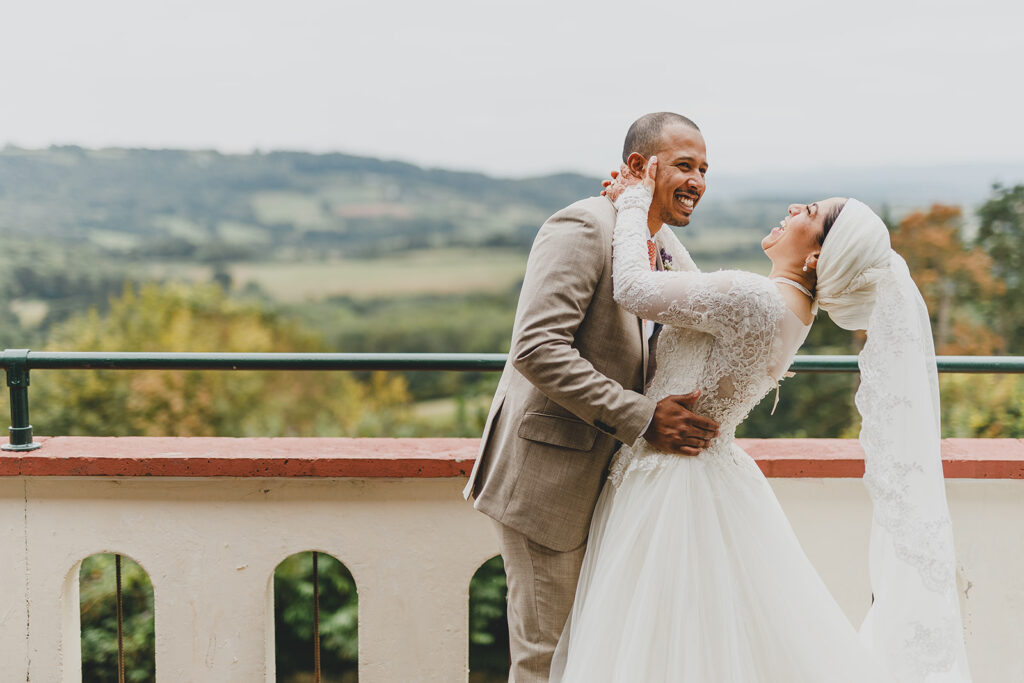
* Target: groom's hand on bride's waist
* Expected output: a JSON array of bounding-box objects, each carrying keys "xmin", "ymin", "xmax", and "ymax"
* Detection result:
[{"xmin": 643, "ymin": 390, "xmax": 720, "ymax": 456}]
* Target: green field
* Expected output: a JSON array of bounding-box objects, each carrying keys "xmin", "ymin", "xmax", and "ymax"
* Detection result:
[
  {"xmin": 139, "ymin": 241, "xmax": 765, "ymax": 305},
  {"xmin": 228, "ymin": 248, "xmax": 528, "ymax": 302},
  {"xmin": 221, "ymin": 246, "xmax": 764, "ymax": 305},
  {"xmin": 133, "ymin": 248, "xmax": 529, "ymax": 303},
  {"xmin": 680, "ymin": 225, "xmax": 768, "ymax": 253},
  {"xmin": 692, "ymin": 254, "xmax": 771, "ymax": 276},
  {"xmin": 411, "ymin": 394, "xmax": 494, "ymax": 420}
]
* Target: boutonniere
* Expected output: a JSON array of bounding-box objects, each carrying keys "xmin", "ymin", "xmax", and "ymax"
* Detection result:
[{"xmin": 659, "ymin": 247, "xmax": 675, "ymax": 271}]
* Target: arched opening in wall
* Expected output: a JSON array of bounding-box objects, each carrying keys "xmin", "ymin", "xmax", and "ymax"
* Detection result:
[
  {"xmin": 79, "ymin": 553, "xmax": 155, "ymax": 682},
  {"xmin": 274, "ymin": 551, "xmax": 358, "ymax": 682},
  {"xmin": 469, "ymin": 555, "xmax": 509, "ymax": 682}
]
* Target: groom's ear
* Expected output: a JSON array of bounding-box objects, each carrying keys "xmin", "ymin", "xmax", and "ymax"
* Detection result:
[{"xmin": 625, "ymin": 152, "xmax": 648, "ymax": 179}]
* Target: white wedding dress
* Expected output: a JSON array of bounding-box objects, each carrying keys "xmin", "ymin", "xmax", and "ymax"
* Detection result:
[{"xmin": 550, "ymin": 187, "xmax": 970, "ymax": 682}]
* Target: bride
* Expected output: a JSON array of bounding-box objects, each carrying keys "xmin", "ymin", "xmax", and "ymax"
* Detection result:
[{"xmin": 549, "ymin": 158, "xmax": 972, "ymax": 682}]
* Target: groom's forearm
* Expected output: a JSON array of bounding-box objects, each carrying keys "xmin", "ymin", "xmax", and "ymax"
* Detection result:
[{"xmin": 510, "ymin": 206, "xmax": 656, "ymax": 443}]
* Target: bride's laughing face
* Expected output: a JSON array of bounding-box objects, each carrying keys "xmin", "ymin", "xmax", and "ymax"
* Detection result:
[{"xmin": 762, "ymin": 198, "xmax": 845, "ymax": 264}]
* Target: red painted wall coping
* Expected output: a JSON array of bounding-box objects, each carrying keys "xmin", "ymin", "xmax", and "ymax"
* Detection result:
[{"xmin": 0, "ymin": 437, "xmax": 1021, "ymax": 479}]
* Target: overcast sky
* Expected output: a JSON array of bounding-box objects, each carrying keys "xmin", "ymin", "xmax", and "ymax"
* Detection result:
[{"xmin": 2, "ymin": 0, "xmax": 1022, "ymax": 178}]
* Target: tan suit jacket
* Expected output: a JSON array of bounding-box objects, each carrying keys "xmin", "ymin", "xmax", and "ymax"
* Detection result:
[{"xmin": 463, "ymin": 195, "xmax": 698, "ymax": 551}]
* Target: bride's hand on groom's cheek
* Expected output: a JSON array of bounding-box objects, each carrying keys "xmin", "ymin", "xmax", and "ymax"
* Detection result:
[
  {"xmin": 601, "ymin": 162, "xmax": 638, "ymax": 201},
  {"xmin": 641, "ymin": 156, "xmax": 658, "ymax": 193}
]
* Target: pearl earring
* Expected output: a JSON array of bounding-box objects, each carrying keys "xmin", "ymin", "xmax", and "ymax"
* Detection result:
[{"xmin": 802, "ymin": 264, "xmax": 809, "ymax": 272}]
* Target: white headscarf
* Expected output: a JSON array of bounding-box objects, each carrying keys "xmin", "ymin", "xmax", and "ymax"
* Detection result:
[
  {"xmin": 814, "ymin": 199, "xmax": 972, "ymax": 681},
  {"xmin": 815, "ymin": 198, "xmax": 891, "ymax": 330}
]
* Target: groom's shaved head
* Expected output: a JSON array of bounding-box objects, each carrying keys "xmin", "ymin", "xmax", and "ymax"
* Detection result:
[{"xmin": 622, "ymin": 112, "xmax": 700, "ymax": 162}]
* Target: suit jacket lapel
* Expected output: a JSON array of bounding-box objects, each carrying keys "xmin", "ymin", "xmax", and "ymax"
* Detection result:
[{"xmin": 657, "ymin": 225, "xmax": 700, "ymax": 273}]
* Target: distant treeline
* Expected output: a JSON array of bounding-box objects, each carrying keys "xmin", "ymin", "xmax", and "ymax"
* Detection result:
[{"xmin": 0, "ymin": 146, "xmax": 598, "ymax": 257}]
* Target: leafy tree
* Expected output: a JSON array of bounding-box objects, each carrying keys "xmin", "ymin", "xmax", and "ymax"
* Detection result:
[
  {"xmin": 469, "ymin": 556, "xmax": 510, "ymax": 677},
  {"xmin": 941, "ymin": 373, "xmax": 1024, "ymax": 438},
  {"xmin": 938, "ymin": 184, "xmax": 1024, "ymax": 438},
  {"xmin": 297, "ymin": 289, "xmax": 516, "ymax": 404},
  {"xmin": 891, "ymin": 204, "xmax": 1004, "ymax": 354},
  {"xmin": 32, "ymin": 283, "xmax": 409, "ymax": 437},
  {"xmin": 80, "ymin": 554, "xmax": 155, "ymax": 682},
  {"xmin": 274, "ymin": 552, "xmax": 358, "ymax": 682},
  {"xmin": 976, "ymin": 184, "xmax": 1024, "ymax": 353}
]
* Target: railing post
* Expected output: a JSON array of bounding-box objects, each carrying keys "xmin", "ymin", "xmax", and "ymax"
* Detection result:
[{"xmin": 2, "ymin": 349, "xmax": 41, "ymax": 451}]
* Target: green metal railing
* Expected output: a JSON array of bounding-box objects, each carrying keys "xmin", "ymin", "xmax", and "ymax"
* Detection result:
[{"xmin": 2, "ymin": 348, "xmax": 1024, "ymax": 451}]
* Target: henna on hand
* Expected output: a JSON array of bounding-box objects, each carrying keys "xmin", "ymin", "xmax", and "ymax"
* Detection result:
[{"xmin": 601, "ymin": 163, "xmax": 642, "ymax": 201}]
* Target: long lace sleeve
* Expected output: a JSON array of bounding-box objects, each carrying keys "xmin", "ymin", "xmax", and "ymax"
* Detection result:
[{"xmin": 613, "ymin": 185, "xmax": 782, "ymax": 340}]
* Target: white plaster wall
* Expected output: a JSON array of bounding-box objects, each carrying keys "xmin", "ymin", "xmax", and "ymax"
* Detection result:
[
  {"xmin": 944, "ymin": 479, "xmax": 1024, "ymax": 683},
  {"xmin": 11, "ymin": 477, "xmax": 498, "ymax": 683},
  {"xmin": 0, "ymin": 479, "xmax": 28, "ymax": 682},
  {"xmin": 0, "ymin": 475, "xmax": 1019, "ymax": 682}
]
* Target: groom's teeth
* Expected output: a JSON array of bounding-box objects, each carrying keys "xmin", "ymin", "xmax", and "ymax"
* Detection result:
[{"xmin": 678, "ymin": 197, "xmax": 695, "ymax": 208}]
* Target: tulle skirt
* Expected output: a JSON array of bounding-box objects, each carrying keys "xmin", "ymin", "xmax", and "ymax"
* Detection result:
[{"xmin": 550, "ymin": 442, "xmax": 894, "ymax": 682}]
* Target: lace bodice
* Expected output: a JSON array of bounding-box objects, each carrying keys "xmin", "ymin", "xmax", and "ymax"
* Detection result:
[{"xmin": 608, "ymin": 185, "xmax": 810, "ymax": 485}]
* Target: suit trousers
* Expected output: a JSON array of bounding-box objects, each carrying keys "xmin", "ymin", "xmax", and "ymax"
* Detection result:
[{"xmin": 493, "ymin": 519, "xmax": 587, "ymax": 683}]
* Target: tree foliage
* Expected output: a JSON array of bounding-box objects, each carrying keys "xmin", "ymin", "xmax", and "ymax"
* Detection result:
[
  {"xmin": 891, "ymin": 204, "xmax": 1005, "ymax": 354},
  {"xmin": 885, "ymin": 199, "xmax": 1024, "ymax": 438},
  {"xmin": 976, "ymin": 184, "xmax": 1024, "ymax": 353},
  {"xmin": 941, "ymin": 373, "xmax": 1024, "ymax": 438},
  {"xmin": 33, "ymin": 283, "xmax": 409, "ymax": 437},
  {"xmin": 296, "ymin": 288, "xmax": 516, "ymax": 405},
  {"xmin": 80, "ymin": 554, "xmax": 155, "ymax": 683},
  {"xmin": 469, "ymin": 556, "xmax": 510, "ymax": 676},
  {"xmin": 274, "ymin": 552, "xmax": 358, "ymax": 681}
]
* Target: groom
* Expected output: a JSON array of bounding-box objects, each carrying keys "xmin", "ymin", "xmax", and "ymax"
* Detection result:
[{"xmin": 463, "ymin": 112, "xmax": 719, "ymax": 682}]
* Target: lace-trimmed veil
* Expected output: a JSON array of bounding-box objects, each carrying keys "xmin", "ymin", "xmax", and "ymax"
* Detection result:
[{"xmin": 817, "ymin": 200, "xmax": 971, "ymax": 682}]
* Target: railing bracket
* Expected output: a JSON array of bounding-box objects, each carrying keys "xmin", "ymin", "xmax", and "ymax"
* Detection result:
[{"xmin": 2, "ymin": 349, "xmax": 41, "ymax": 451}]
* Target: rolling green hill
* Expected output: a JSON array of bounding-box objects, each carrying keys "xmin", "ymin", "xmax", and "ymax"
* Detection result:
[{"xmin": 0, "ymin": 146, "xmax": 598, "ymax": 258}]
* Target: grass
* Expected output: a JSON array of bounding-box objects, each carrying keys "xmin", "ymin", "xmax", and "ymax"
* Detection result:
[
  {"xmin": 410, "ymin": 394, "xmax": 494, "ymax": 420},
  {"xmin": 693, "ymin": 254, "xmax": 772, "ymax": 276},
  {"xmin": 132, "ymin": 240, "xmax": 763, "ymax": 305},
  {"xmin": 89, "ymin": 229, "xmax": 142, "ymax": 251},
  {"xmin": 9, "ymin": 299, "xmax": 49, "ymax": 328},
  {"xmin": 680, "ymin": 226, "xmax": 767, "ymax": 253},
  {"xmin": 250, "ymin": 191, "xmax": 330, "ymax": 229},
  {"xmin": 228, "ymin": 248, "xmax": 527, "ymax": 302},
  {"xmin": 216, "ymin": 220, "xmax": 271, "ymax": 245},
  {"xmin": 151, "ymin": 215, "xmax": 209, "ymax": 241}
]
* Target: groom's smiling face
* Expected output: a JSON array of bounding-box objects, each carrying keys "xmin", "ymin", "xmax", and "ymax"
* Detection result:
[{"xmin": 649, "ymin": 123, "xmax": 708, "ymax": 228}]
